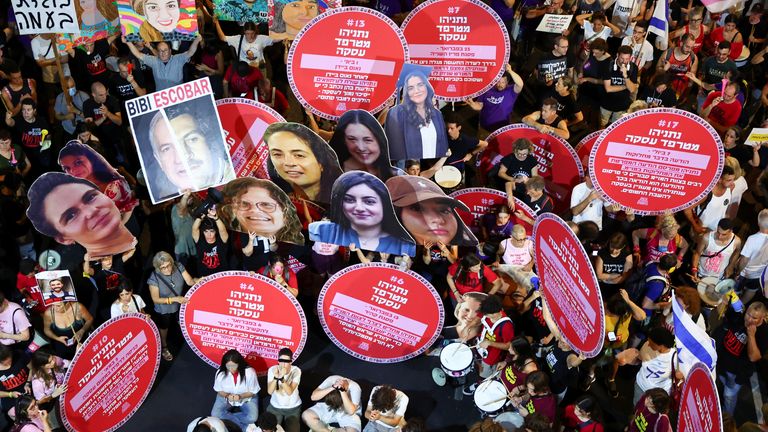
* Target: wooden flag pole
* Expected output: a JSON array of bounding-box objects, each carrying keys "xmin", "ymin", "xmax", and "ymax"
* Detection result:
[{"xmin": 51, "ymin": 34, "xmax": 72, "ymax": 106}]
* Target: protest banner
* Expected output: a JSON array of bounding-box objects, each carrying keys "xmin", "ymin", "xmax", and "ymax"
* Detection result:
[
  {"xmin": 287, "ymin": 7, "xmax": 408, "ymax": 120},
  {"xmin": 118, "ymin": 0, "xmax": 198, "ymax": 42},
  {"xmin": 535, "ymin": 13, "xmax": 573, "ymax": 33},
  {"xmin": 309, "ymin": 171, "xmax": 416, "ymax": 256},
  {"xmin": 61, "ymin": 314, "xmax": 161, "ymax": 432},
  {"xmin": 268, "ymin": 0, "xmax": 340, "ymax": 40},
  {"xmin": 27, "ymin": 172, "xmax": 138, "ymax": 260},
  {"xmin": 35, "ymin": 270, "xmax": 77, "ymax": 307},
  {"xmin": 745, "ymin": 127, "xmax": 768, "ymax": 147},
  {"xmin": 127, "ymin": 77, "xmax": 235, "ymax": 204},
  {"xmin": 13, "ymin": 0, "xmax": 78, "ymax": 34},
  {"xmin": 449, "ymin": 187, "xmax": 536, "ymax": 234},
  {"xmin": 216, "ymin": 98, "xmax": 285, "ymax": 179},
  {"xmin": 56, "ymin": 0, "xmax": 119, "ymax": 48},
  {"xmin": 215, "ymin": 0, "xmax": 268, "ymax": 23},
  {"xmin": 484, "ymin": 124, "xmax": 584, "ymax": 214},
  {"xmin": 677, "ymin": 363, "xmax": 723, "ymax": 432},
  {"xmin": 180, "ymin": 271, "xmax": 308, "ymax": 375},
  {"xmin": 318, "ymin": 263, "xmax": 443, "ymax": 362},
  {"xmin": 589, "ymin": 108, "xmax": 724, "ymax": 215},
  {"xmin": 533, "ymin": 213, "xmax": 604, "ymax": 357},
  {"xmin": 401, "ymin": 0, "xmax": 510, "ymax": 101}
]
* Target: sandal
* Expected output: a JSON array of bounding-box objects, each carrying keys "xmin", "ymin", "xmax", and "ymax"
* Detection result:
[{"xmin": 161, "ymin": 348, "xmax": 174, "ymax": 361}]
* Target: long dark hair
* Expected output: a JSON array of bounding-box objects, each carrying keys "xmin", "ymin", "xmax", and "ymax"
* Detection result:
[
  {"xmin": 330, "ymin": 110, "xmax": 395, "ymax": 181},
  {"xmin": 454, "ymin": 254, "xmax": 482, "ymax": 285},
  {"xmin": 328, "ymin": 171, "xmax": 412, "ymax": 243},
  {"xmin": 400, "ymin": 72, "xmax": 435, "ymax": 128},
  {"xmin": 264, "ymin": 122, "xmax": 343, "ymax": 204},
  {"xmin": 58, "ymin": 141, "xmax": 121, "ymax": 185},
  {"xmin": 30, "ymin": 350, "xmax": 59, "ymax": 388},
  {"xmin": 605, "ymin": 292, "xmax": 631, "ymax": 329},
  {"xmin": 217, "ymin": 349, "xmax": 250, "ymax": 378},
  {"xmin": 573, "ymin": 394, "xmax": 602, "ymax": 423},
  {"xmin": 509, "ymin": 337, "xmax": 536, "ymax": 370},
  {"xmin": 27, "ymin": 173, "xmax": 100, "ymax": 238}
]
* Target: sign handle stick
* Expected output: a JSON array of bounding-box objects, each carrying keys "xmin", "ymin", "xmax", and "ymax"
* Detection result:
[{"xmin": 51, "ymin": 35, "xmax": 72, "ymax": 106}]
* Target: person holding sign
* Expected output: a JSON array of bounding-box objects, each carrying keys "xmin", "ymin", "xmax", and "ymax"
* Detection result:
[
  {"xmin": 42, "ymin": 300, "xmax": 93, "ymax": 360},
  {"xmin": 131, "ymin": 0, "xmax": 181, "ymax": 41},
  {"xmin": 383, "ymin": 71, "xmax": 449, "ymax": 162},
  {"xmin": 265, "ymin": 122, "xmax": 343, "ymax": 204},
  {"xmin": 125, "ymin": 36, "xmax": 202, "ymax": 91},
  {"xmin": 309, "ymin": 171, "xmax": 415, "ymax": 256},
  {"xmin": 211, "ymin": 349, "xmax": 260, "ymax": 432},
  {"xmin": 26, "ymin": 173, "xmax": 137, "ymax": 260}
]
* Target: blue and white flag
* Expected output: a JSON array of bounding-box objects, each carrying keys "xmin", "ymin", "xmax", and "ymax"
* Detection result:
[
  {"xmin": 672, "ymin": 292, "xmax": 717, "ymax": 377},
  {"xmin": 648, "ymin": 0, "xmax": 669, "ymax": 50}
]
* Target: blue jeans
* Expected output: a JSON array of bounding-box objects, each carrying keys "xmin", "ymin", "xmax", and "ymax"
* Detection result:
[
  {"xmin": 718, "ymin": 371, "xmax": 740, "ymax": 415},
  {"xmin": 211, "ymin": 395, "xmax": 258, "ymax": 431}
]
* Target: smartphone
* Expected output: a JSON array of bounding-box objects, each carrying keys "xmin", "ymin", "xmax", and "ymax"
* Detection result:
[
  {"xmin": 66, "ymin": 338, "xmax": 75, "ymax": 346},
  {"xmin": 607, "ymin": 331, "xmax": 617, "ymax": 342}
]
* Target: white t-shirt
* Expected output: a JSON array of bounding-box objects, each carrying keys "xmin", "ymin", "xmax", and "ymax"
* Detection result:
[
  {"xmin": 583, "ymin": 21, "xmax": 613, "ymax": 41},
  {"xmin": 213, "ymin": 367, "xmax": 261, "ymax": 406},
  {"xmin": 316, "ymin": 375, "xmax": 362, "ymax": 415},
  {"xmin": 187, "ymin": 417, "xmax": 228, "ymax": 432},
  {"xmin": 611, "ymin": 0, "xmax": 642, "ymax": 37},
  {"xmin": 366, "ymin": 386, "xmax": 409, "ymax": 430},
  {"xmin": 570, "ymin": 182, "xmax": 608, "ymax": 229},
  {"xmin": 621, "ymin": 37, "xmax": 654, "ymax": 68},
  {"xmin": 730, "ymin": 176, "xmax": 748, "ymax": 207},
  {"xmin": 110, "ymin": 295, "xmax": 147, "ymax": 318},
  {"xmin": 267, "ymin": 365, "xmax": 302, "ymax": 409},
  {"xmin": 420, "ymin": 122, "xmax": 438, "ymax": 159},
  {"xmin": 635, "ymin": 349, "xmax": 674, "ymax": 393},
  {"xmin": 699, "ymin": 188, "xmax": 732, "ymax": 232},
  {"xmin": 740, "ymin": 232, "xmax": 768, "ymax": 279},
  {"xmin": 226, "ymin": 35, "xmax": 275, "ymax": 64},
  {"xmin": 31, "ymin": 36, "xmax": 71, "ymax": 76}
]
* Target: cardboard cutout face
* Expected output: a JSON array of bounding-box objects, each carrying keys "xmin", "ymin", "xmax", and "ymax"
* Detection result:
[
  {"xmin": 219, "ymin": 177, "xmax": 305, "ymax": 245},
  {"xmin": 385, "ymin": 175, "xmax": 478, "ymax": 247},
  {"xmin": 309, "ymin": 171, "xmax": 416, "ymax": 256},
  {"xmin": 129, "ymin": 85, "xmax": 236, "ymax": 204},
  {"xmin": 268, "ymin": 0, "xmax": 337, "ymax": 40},
  {"xmin": 36, "ymin": 270, "xmax": 78, "ymax": 307},
  {"xmin": 328, "ymin": 110, "xmax": 397, "ymax": 181},
  {"xmin": 27, "ymin": 173, "xmax": 138, "ymax": 260},
  {"xmin": 120, "ymin": 0, "xmax": 198, "ymax": 42},
  {"xmin": 264, "ymin": 122, "xmax": 343, "ymax": 205}
]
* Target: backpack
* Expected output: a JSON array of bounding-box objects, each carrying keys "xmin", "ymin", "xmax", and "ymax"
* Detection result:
[{"xmin": 625, "ymin": 263, "xmax": 668, "ymax": 304}]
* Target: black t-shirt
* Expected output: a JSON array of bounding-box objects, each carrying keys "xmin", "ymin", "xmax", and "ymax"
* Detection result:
[
  {"xmin": 14, "ymin": 116, "xmax": 48, "ymax": 149},
  {"xmin": 545, "ymin": 345, "xmax": 578, "ymax": 394},
  {"xmin": 537, "ymin": 52, "xmax": 573, "ymax": 87},
  {"xmin": 83, "ymin": 95, "xmax": 122, "ymax": 138},
  {"xmin": 578, "ymin": 54, "xmax": 611, "ymax": 104},
  {"xmin": 544, "ymin": 90, "xmax": 579, "ymax": 122},
  {"xmin": 701, "ymin": 57, "xmax": 738, "ymax": 85},
  {"xmin": 72, "ymin": 39, "xmax": 111, "ymax": 87},
  {"xmin": 523, "ymin": 193, "xmax": 554, "ymax": 216},
  {"xmin": 600, "ymin": 60, "xmax": 638, "ymax": 112},
  {"xmin": 638, "ymin": 85, "xmax": 677, "ymax": 108},
  {"xmin": 598, "ymin": 248, "xmax": 629, "ymax": 275},
  {"xmin": 725, "ymin": 144, "xmax": 754, "ymax": 170},
  {"xmin": 0, "ymin": 351, "xmax": 31, "ymax": 395},
  {"xmin": 716, "ymin": 307, "xmax": 768, "ymax": 382},
  {"xmin": 500, "ymin": 154, "xmax": 538, "ymax": 179},
  {"xmin": 109, "ymin": 69, "xmax": 145, "ymax": 103},
  {"xmin": 196, "ymin": 237, "xmax": 230, "ymax": 276},
  {"xmin": 446, "ymin": 133, "xmax": 479, "ymax": 172}
]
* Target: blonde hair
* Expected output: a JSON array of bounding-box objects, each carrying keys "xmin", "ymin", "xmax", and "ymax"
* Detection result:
[
  {"xmin": 724, "ymin": 156, "xmax": 744, "ymax": 179},
  {"xmin": 657, "ymin": 214, "xmax": 679, "ymax": 233},
  {"xmin": 627, "ymin": 100, "xmax": 649, "ymax": 114}
]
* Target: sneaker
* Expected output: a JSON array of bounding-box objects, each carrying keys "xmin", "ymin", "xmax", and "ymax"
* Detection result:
[
  {"xmin": 580, "ymin": 374, "xmax": 596, "ymax": 391},
  {"xmin": 462, "ymin": 382, "xmax": 478, "ymax": 396},
  {"xmin": 608, "ymin": 379, "xmax": 618, "ymax": 398}
]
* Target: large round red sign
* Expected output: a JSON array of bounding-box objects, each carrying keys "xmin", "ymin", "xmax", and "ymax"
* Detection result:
[
  {"xmin": 60, "ymin": 314, "xmax": 161, "ymax": 432},
  {"xmin": 401, "ymin": 0, "xmax": 510, "ymax": 101},
  {"xmin": 678, "ymin": 363, "xmax": 722, "ymax": 432},
  {"xmin": 216, "ymin": 98, "xmax": 285, "ymax": 179},
  {"xmin": 449, "ymin": 187, "xmax": 536, "ymax": 234},
  {"xmin": 180, "ymin": 271, "xmax": 308, "ymax": 375},
  {"xmin": 590, "ymin": 108, "xmax": 724, "ymax": 215},
  {"xmin": 485, "ymin": 124, "xmax": 584, "ymax": 214},
  {"xmin": 533, "ymin": 214, "xmax": 604, "ymax": 357},
  {"xmin": 575, "ymin": 130, "xmax": 602, "ymax": 166},
  {"xmin": 287, "ymin": 7, "xmax": 407, "ymax": 120},
  {"xmin": 318, "ymin": 263, "xmax": 444, "ymax": 362}
]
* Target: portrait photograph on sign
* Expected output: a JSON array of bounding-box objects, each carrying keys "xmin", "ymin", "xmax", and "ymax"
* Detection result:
[
  {"xmin": 264, "ymin": 122, "xmax": 343, "ymax": 205},
  {"xmin": 220, "ymin": 177, "xmax": 305, "ymax": 245},
  {"xmin": 27, "ymin": 173, "xmax": 138, "ymax": 260},
  {"xmin": 328, "ymin": 109, "xmax": 399, "ymax": 181},
  {"xmin": 57, "ymin": 0, "xmax": 119, "ymax": 48},
  {"xmin": 129, "ymin": 85, "xmax": 235, "ymax": 204},
  {"xmin": 267, "ymin": 0, "xmax": 336, "ymax": 40},
  {"xmin": 35, "ymin": 270, "xmax": 78, "ymax": 306},
  {"xmin": 386, "ymin": 175, "xmax": 477, "ymax": 247},
  {"xmin": 119, "ymin": 0, "xmax": 198, "ymax": 42},
  {"xmin": 309, "ymin": 171, "xmax": 416, "ymax": 256}
]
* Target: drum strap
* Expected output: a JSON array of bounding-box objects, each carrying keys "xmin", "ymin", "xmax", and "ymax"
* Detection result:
[
  {"xmin": 701, "ymin": 234, "xmax": 735, "ymax": 258},
  {"xmin": 480, "ymin": 316, "xmax": 512, "ymax": 341}
]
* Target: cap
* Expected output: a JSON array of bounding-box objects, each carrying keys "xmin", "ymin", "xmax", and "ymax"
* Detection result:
[{"xmin": 386, "ymin": 175, "xmax": 470, "ymax": 212}]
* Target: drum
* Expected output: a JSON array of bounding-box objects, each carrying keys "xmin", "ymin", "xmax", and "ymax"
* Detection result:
[
  {"xmin": 473, "ymin": 380, "xmax": 508, "ymax": 417},
  {"xmin": 697, "ymin": 276, "xmax": 723, "ymax": 307},
  {"xmin": 735, "ymin": 46, "xmax": 751, "ymax": 67},
  {"xmin": 434, "ymin": 165, "xmax": 462, "ymax": 192},
  {"xmin": 495, "ymin": 411, "xmax": 525, "ymax": 430},
  {"xmin": 440, "ymin": 343, "xmax": 473, "ymax": 377}
]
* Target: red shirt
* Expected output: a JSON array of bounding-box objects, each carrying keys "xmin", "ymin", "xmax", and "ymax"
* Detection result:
[
  {"xmin": 562, "ymin": 404, "xmax": 605, "ymax": 432},
  {"xmin": 224, "ymin": 65, "xmax": 263, "ymax": 99},
  {"xmin": 628, "ymin": 395, "xmax": 671, "ymax": 432},
  {"xmin": 703, "ymin": 91, "xmax": 742, "ymax": 129},
  {"xmin": 448, "ymin": 262, "xmax": 498, "ymax": 300},
  {"xmin": 16, "ymin": 272, "xmax": 45, "ymax": 314},
  {"xmin": 258, "ymin": 86, "xmax": 289, "ymax": 116},
  {"xmin": 481, "ymin": 314, "xmax": 514, "ymax": 365}
]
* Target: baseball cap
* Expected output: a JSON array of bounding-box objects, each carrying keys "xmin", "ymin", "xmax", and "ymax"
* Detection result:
[{"xmin": 385, "ymin": 175, "xmax": 469, "ymax": 211}]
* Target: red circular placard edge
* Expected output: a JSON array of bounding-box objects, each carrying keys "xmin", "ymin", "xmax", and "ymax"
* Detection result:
[
  {"xmin": 400, "ymin": 0, "xmax": 511, "ymax": 101},
  {"xmin": 316, "ymin": 262, "xmax": 445, "ymax": 363},
  {"xmin": 574, "ymin": 130, "xmax": 602, "ymax": 162},
  {"xmin": 59, "ymin": 314, "xmax": 161, "ymax": 432},
  {"xmin": 215, "ymin": 97, "xmax": 287, "ymax": 123},
  {"xmin": 449, "ymin": 187, "xmax": 537, "ymax": 220},
  {"xmin": 678, "ymin": 362, "xmax": 723, "ymax": 432},
  {"xmin": 287, "ymin": 7, "xmax": 409, "ymax": 121},
  {"xmin": 532, "ymin": 213, "xmax": 605, "ymax": 358},
  {"xmin": 588, "ymin": 108, "xmax": 724, "ymax": 216},
  {"xmin": 179, "ymin": 271, "xmax": 309, "ymax": 371},
  {"xmin": 486, "ymin": 123, "xmax": 586, "ymax": 178}
]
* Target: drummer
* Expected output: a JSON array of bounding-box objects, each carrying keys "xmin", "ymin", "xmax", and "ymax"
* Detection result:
[
  {"xmin": 463, "ymin": 296, "xmax": 514, "ymax": 396},
  {"xmin": 444, "ymin": 113, "xmax": 488, "ymax": 187},
  {"xmin": 691, "ymin": 218, "xmax": 742, "ymax": 283},
  {"xmin": 403, "ymin": 150, "xmax": 452, "ymax": 180}
]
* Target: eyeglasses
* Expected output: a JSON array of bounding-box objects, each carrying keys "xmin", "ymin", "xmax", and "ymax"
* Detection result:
[
  {"xmin": 236, "ymin": 200, "xmax": 277, "ymax": 213},
  {"xmin": 277, "ymin": 358, "xmax": 292, "ymax": 363}
]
